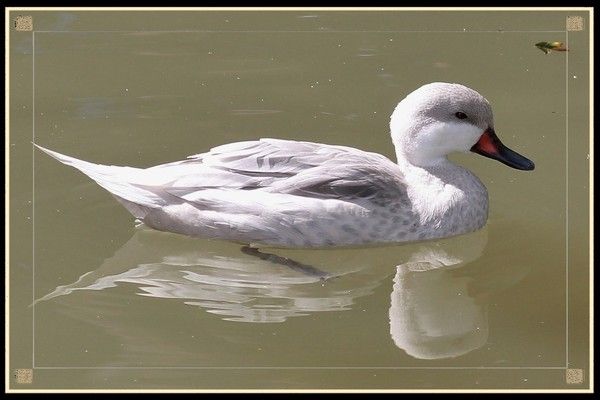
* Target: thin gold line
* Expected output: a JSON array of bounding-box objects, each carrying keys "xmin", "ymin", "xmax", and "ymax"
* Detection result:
[
  {"xmin": 31, "ymin": 30, "xmax": 35, "ymax": 369},
  {"xmin": 1, "ymin": 390, "xmax": 589, "ymax": 394},
  {"xmin": 33, "ymin": 30, "xmax": 566, "ymax": 33},
  {"xmin": 565, "ymin": 26, "xmax": 569, "ymax": 369},
  {"xmin": 590, "ymin": 12, "xmax": 595, "ymax": 391},
  {"xmin": 33, "ymin": 366, "xmax": 568, "ymax": 370},
  {"xmin": 3, "ymin": 6, "xmax": 597, "ymax": 11},
  {"xmin": 5, "ymin": 7, "xmax": 11, "ymax": 392}
]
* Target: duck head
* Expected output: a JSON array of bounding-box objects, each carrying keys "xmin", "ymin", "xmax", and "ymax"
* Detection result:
[{"xmin": 390, "ymin": 82, "xmax": 535, "ymax": 171}]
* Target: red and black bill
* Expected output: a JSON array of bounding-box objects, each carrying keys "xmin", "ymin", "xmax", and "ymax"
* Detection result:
[{"xmin": 471, "ymin": 128, "xmax": 535, "ymax": 171}]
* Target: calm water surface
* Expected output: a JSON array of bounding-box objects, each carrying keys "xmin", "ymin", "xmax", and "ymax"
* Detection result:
[{"xmin": 9, "ymin": 10, "xmax": 590, "ymax": 390}]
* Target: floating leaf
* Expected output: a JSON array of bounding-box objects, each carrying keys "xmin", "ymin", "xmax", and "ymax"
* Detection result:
[{"xmin": 535, "ymin": 41, "xmax": 568, "ymax": 54}]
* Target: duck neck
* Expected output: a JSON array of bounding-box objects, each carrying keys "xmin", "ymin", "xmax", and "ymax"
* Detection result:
[
  {"xmin": 395, "ymin": 152, "xmax": 488, "ymax": 232},
  {"xmin": 395, "ymin": 151, "xmax": 455, "ymax": 176}
]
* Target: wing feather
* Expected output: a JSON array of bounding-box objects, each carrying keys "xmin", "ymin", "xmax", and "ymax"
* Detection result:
[{"xmin": 141, "ymin": 138, "xmax": 406, "ymax": 204}]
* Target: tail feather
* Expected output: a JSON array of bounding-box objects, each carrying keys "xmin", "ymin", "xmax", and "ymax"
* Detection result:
[{"xmin": 34, "ymin": 144, "xmax": 164, "ymax": 217}]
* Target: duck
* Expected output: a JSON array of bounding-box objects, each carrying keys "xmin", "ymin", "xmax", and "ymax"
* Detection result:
[{"xmin": 34, "ymin": 82, "xmax": 534, "ymax": 248}]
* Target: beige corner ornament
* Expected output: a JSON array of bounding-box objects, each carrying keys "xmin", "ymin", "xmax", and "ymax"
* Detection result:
[
  {"xmin": 14, "ymin": 368, "xmax": 33, "ymax": 384},
  {"xmin": 565, "ymin": 368, "xmax": 584, "ymax": 384},
  {"xmin": 566, "ymin": 16, "xmax": 584, "ymax": 31},
  {"xmin": 14, "ymin": 15, "xmax": 33, "ymax": 31}
]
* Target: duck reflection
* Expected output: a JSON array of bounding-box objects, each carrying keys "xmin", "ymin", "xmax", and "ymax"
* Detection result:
[
  {"xmin": 388, "ymin": 225, "xmax": 533, "ymax": 359},
  {"xmin": 37, "ymin": 224, "xmax": 530, "ymax": 359},
  {"xmin": 389, "ymin": 247, "xmax": 488, "ymax": 360},
  {"xmin": 36, "ymin": 227, "xmax": 390, "ymax": 323}
]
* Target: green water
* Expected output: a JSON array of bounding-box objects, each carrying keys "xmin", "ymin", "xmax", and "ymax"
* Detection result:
[{"xmin": 8, "ymin": 9, "xmax": 590, "ymax": 390}]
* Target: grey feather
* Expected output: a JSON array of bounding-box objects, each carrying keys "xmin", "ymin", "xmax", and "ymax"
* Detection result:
[{"xmin": 139, "ymin": 138, "xmax": 408, "ymax": 205}]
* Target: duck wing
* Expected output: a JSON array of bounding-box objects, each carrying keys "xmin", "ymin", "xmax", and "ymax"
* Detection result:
[
  {"xmin": 35, "ymin": 140, "xmax": 409, "ymax": 245},
  {"xmin": 149, "ymin": 138, "xmax": 406, "ymax": 203}
]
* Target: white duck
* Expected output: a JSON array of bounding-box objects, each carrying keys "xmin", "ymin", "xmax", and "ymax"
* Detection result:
[{"xmin": 35, "ymin": 82, "xmax": 534, "ymax": 248}]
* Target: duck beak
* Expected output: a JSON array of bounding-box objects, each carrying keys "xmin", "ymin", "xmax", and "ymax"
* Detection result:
[{"xmin": 470, "ymin": 128, "xmax": 535, "ymax": 171}]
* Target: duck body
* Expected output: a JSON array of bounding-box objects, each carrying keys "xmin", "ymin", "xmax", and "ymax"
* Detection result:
[{"xmin": 35, "ymin": 82, "xmax": 533, "ymax": 248}]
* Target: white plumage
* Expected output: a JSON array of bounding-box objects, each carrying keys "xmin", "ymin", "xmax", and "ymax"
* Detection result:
[{"xmin": 35, "ymin": 82, "xmax": 534, "ymax": 248}]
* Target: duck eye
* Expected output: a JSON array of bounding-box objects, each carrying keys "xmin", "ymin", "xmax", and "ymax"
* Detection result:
[{"xmin": 455, "ymin": 112, "xmax": 468, "ymax": 120}]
